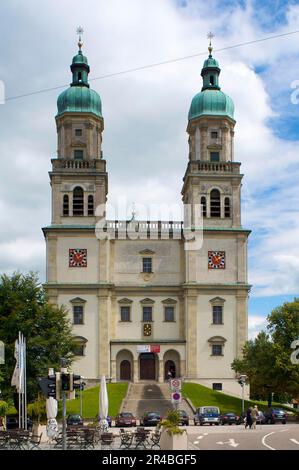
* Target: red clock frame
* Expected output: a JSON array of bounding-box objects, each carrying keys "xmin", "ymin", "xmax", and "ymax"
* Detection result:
[
  {"xmin": 69, "ymin": 249, "xmax": 87, "ymax": 268},
  {"xmin": 208, "ymin": 251, "xmax": 225, "ymax": 269}
]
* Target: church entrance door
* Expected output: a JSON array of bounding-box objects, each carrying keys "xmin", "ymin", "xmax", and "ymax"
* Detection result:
[{"xmin": 139, "ymin": 353, "xmax": 156, "ymax": 380}]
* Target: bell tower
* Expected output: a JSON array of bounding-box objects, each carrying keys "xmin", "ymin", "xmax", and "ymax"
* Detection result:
[
  {"xmin": 51, "ymin": 28, "xmax": 107, "ymax": 225},
  {"xmin": 182, "ymin": 39, "xmax": 241, "ymax": 228}
]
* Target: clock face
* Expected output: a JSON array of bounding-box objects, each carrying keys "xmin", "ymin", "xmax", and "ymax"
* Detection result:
[
  {"xmin": 69, "ymin": 249, "xmax": 87, "ymax": 267},
  {"xmin": 143, "ymin": 324, "xmax": 152, "ymax": 337},
  {"xmin": 208, "ymin": 251, "xmax": 225, "ymax": 269}
]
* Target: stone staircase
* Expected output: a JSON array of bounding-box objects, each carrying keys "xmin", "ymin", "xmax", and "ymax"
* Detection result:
[{"xmin": 121, "ymin": 382, "xmax": 193, "ymax": 418}]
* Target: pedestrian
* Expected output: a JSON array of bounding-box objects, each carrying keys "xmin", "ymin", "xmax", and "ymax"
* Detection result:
[
  {"xmin": 245, "ymin": 407, "xmax": 252, "ymax": 429},
  {"xmin": 251, "ymin": 405, "xmax": 259, "ymax": 430}
]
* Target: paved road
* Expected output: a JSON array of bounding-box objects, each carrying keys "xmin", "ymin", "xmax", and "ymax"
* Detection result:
[{"xmin": 187, "ymin": 423, "xmax": 299, "ymax": 450}]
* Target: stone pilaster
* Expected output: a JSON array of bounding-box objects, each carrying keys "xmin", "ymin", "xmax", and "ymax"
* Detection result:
[
  {"xmin": 158, "ymin": 360, "xmax": 164, "ymax": 383},
  {"xmin": 47, "ymin": 235, "xmax": 57, "ymax": 282},
  {"xmin": 98, "ymin": 290, "xmax": 110, "ymax": 377},
  {"xmin": 236, "ymin": 291, "xmax": 248, "ymax": 358},
  {"xmin": 185, "ymin": 292, "xmax": 198, "ymax": 378},
  {"xmin": 133, "ymin": 360, "xmax": 138, "ymax": 382}
]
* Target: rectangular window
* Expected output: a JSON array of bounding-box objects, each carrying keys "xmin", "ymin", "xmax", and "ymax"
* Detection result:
[
  {"xmin": 72, "ymin": 344, "xmax": 85, "ymax": 356},
  {"xmin": 142, "ymin": 257, "xmax": 152, "ymax": 273},
  {"xmin": 142, "ymin": 306, "xmax": 152, "ymax": 322},
  {"xmin": 210, "ymin": 152, "xmax": 220, "ymax": 162},
  {"xmin": 165, "ymin": 306, "xmax": 175, "ymax": 322},
  {"xmin": 211, "ymin": 131, "xmax": 218, "ymax": 139},
  {"xmin": 120, "ymin": 306, "xmax": 131, "ymax": 322},
  {"xmin": 213, "ymin": 306, "xmax": 223, "ymax": 324},
  {"xmin": 75, "ymin": 129, "xmax": 82, "ymax": 137},
  {"xmin": 212, "ymin": 344, "xmax": 223, "ymax": 356},
  {"xmin": 73, "ymin": 305, "xmax": 84, "ymax": 325},
  {"xmin": 74, "ymin": 149, "xmax": 84, "ymax": 160},
  {"xmin": 212, "ymin": 383, "xmax": 223, "ymax": 391}
]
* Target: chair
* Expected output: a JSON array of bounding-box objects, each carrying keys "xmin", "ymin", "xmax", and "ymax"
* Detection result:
[
  {"xmin": 100, "ymin": 432, "xmax": 114, "ymax": 449},
  {"xmin": 80, "ymin": 429, "xmax": 95, "ymax": 450},
  {"xmin": 29, "ymin": 433, "xmax": 43, "ymax": 450},
  {"xmin": 134, "ymin": 430, "xmax": 149, "ymax": 449},
  {"xmin": 0, "ymin": 431, "xmax": 9, "ymax": 449},
  {"xmin": 150, "ymin": 430, "xmax": 161, "ymax": 449},
  {"xmin": 119, "ymin": 430, "xmax": 133, "ymax": 449}
]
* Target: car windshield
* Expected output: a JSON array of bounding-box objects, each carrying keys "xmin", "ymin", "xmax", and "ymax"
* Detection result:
[
  {"xmin": 69, "ymin": 415, "xmax": 81, "ymax": 419},
  {"xmin": 147, "ymin": 413, "xmax": 159, "ymax": 417},
  {"xmin": 179, "ymin": 411, "xmax": 187, "ymax": 416},
  {"xmin": 225, "ymin": 413, "xmax": 235, "ymax": 416},
  {"xmin": 120, "ymin": 413, "xmax": 133, "ymax": 418},
  {"xmin": 202, "ymin": 407, "xmax": 219, "ymax": 414}
]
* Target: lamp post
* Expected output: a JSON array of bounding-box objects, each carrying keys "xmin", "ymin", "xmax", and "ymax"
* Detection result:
[
  {"xmin": 80, "ymin": 380, "xmax": 86, "ymax": 417},
  {"xmin": 238, "ymin": 374, "xmax": 247, "ymax": 414}
]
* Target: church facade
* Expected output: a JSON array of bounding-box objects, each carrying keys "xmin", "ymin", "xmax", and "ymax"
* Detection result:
[{"xmin": 43, "ymin": 39, "xmax": 250, "ymax": 397}]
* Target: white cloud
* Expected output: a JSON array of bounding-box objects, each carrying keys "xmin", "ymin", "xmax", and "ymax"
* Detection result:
[
  {"xmin": 248, "ymin": 315, "xmax": 267, "ymax": 340},
  {"xmin": 0, "ymin": 0, "xmax": 299, "ymax": 302}
]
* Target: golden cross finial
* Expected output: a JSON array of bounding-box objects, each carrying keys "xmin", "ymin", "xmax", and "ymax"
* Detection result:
[
  {"xmin": 207, "ymin": 31, "xmax": 214, "ymax": 56},
  {"xmin": 76, "ymin": 25, "xmax": 84, "ymax": 51}
]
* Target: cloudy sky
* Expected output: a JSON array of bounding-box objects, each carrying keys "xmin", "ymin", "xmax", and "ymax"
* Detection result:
[{"xmin": 0, "ymin": 0, "xmax": 298, "ymax": 339}]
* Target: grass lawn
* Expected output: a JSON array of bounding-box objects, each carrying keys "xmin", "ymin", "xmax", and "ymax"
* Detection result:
[
  {"xmin": 66, "ymin": 382, "xmax": 128, "ymax": 419},
  {"xmin": 183, "ymin": 382, "xmax": 298, "ymax": 416}
]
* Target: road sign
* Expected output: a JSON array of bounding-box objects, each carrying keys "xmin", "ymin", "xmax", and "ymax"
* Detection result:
[
  {"xmin": 170, "ymin": 378, "xmax": 182, "ymax": 391},
  {"xmin": 171, "ymin": 391, "xmax": 181, "ymax": 403}
]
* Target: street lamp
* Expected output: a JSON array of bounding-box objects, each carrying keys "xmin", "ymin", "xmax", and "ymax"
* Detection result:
[
  {"xmin": 238, "ymin": 374, "xmax": 247, "ymax": 414},
  {"xmin": 80, "ymin": 379, "xmax": 86, "ymax": 417}
]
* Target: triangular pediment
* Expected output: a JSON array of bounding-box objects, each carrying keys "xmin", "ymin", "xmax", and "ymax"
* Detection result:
[
  {"xmin": 162, "ymin": 298, "xmax": 177, "ymax": 304},
  {"xmin": 140, "ymin": 298, "xmax": 155, "ymax": 304},
  {"xmin": 118, "ymin": 298, "xmax": 133, "ymax": 304}
]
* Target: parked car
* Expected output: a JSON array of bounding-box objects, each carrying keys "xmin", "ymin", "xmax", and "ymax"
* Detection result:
[
  {"xmin": 140, "ymin": 412, "xmax": 161, "ymax": 427},
  {"xmin": 6, "ymin": 415, "xmax": 33, "ymax": 431},
  {"xmin": 66, "ymin": 414, "xmax": 83, "ymax": 427},
  {"xmin": 177, "ymin": 410, "xmax": 189, "ymax": 426},
  {"xmin": 194, "ymin": 406, "xmax": 221, "ymax": 426},
  {"xmin": 264, "ymin": 408, "xmax": 287, "ymax": 424},
  {"xmin": 115, "ymin": 412, "xmax": 136, "ymax": 427},
  {"xmin": 256, "ymin": 411, "xmax": 266, "ymax": 424},
  {"xmin": 220, "ymin": 412, "xmax": 239, "ymax": 425}
]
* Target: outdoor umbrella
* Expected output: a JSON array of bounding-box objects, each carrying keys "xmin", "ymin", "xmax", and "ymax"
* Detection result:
[
  {"xmin": 99, "ymin": 375, "xmax": 109, "ymax": 432},
  {"xmin": 46, "ymin": 397, "xmax": 58, "ymax": 440}
]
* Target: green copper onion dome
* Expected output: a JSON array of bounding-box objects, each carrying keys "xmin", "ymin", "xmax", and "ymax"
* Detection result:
[
  {"xmin": 188, "ymin": 45, "xmax": 234, "ymax": 122},
  {"xmin": 57, "ymin": 44, "xmax": 102, "ymax": 118}
]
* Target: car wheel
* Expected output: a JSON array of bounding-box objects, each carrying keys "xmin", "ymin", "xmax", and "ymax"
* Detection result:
[
  {"xmin": 282, "ymin": 421, "xmax": 286, "ymax": 425},
  {"xmin": 200, "ymin": 423, "xmax": 203, "ymax": 426}
]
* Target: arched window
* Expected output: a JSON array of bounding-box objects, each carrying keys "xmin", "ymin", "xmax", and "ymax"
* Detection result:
[
  {"xmin": 224, "ymin": 197, "xmax": 230, "ymax": 218},
  {"xmin": 210, "ymin": 75, "xmax": 215, "ymax": 86},
  {"xmin": 210, "ymin": 189, "xmax": 221, "ymax": 217},
  {"xmin": 88, "ymin": 195, "xmax": 94, "ymax": 216},
  {"xmin": 72, "ymin": 336, "xmax": 87, "ymax": 356},
  {"xmin": 200, "ymin": 196, "xmax": 207, "ymax": 217},
  {"xmin": 73, "ymin": 187, "xmax": 84, "ymax": 216},
  {"xmin": 63, "ymin": 195, "xmax": 69, "ymax": 216}
]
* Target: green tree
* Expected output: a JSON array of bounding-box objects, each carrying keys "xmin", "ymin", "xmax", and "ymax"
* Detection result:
[
  {"xmin": 0, "ymin": 272, "xmax": 74, "ymax": 402},
  {"xmin": 232, "ymin": 299, "xmax": 299, "ymax": 398}
]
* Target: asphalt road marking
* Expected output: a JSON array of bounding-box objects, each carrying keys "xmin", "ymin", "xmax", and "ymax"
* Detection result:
[
  {"xmin": 262, "ymin": 432, "xmax": 276, "ymax": 450},
  {"xmin": 290, "ymin": 439, "xmax": 299, "ymax": 445},
  {"xmin": 216, "ymin": 438, "xmax": 239, "ymax": 448}
]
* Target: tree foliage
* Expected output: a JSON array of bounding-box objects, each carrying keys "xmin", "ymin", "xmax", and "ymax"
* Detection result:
[
  {"xmin": 232, "ymin": 299, "xmax": 299, "ymax": 398},
  {"xmin": 0, "ymin": 272, "xmax": 74, "ymax": 402}
]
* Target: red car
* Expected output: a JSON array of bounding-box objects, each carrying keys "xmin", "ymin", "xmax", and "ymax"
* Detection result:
[{"xmin": 115, "ymin": 412, "xmax": 137, "ymax": 427}]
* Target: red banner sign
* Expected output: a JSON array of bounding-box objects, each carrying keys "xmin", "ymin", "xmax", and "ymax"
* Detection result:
[{"xmin": 150, "ymin": 345, "xmax": 160, "ymax": 353}]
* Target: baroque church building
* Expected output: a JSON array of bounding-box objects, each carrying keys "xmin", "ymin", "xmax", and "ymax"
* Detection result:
[{"xmin": 43, "ymin": 38, "xmax": 250, "ymax": 397}]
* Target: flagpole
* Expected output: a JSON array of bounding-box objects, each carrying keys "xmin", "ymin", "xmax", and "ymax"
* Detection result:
[
  {"xmin": 18, "ymin": 332, "xmax": 21, "ymax": 429},
  {"xmin": 24, "ymin": 336, "xmax": 27, "ymax": 430}
]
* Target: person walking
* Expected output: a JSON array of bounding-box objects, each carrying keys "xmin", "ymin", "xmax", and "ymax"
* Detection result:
[
  {"xmin": 251, "ymin": 405, "xmax": 259, "ymax": 430},
  {"xmin": 245, "ymin": 407, "xmax": 253, "ymax": 429}
]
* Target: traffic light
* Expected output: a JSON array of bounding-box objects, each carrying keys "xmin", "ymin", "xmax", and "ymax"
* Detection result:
[
  {"xmin": 69, "ymin": 373, "xmax": 81, "ymax": 392},
  {"xmin": 47, "ymin": 374, "xmax": 57, "ymax": 398},
  {"xmin": 61, "ymin": 372, "xmax": 70, "ymax": 392}
]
